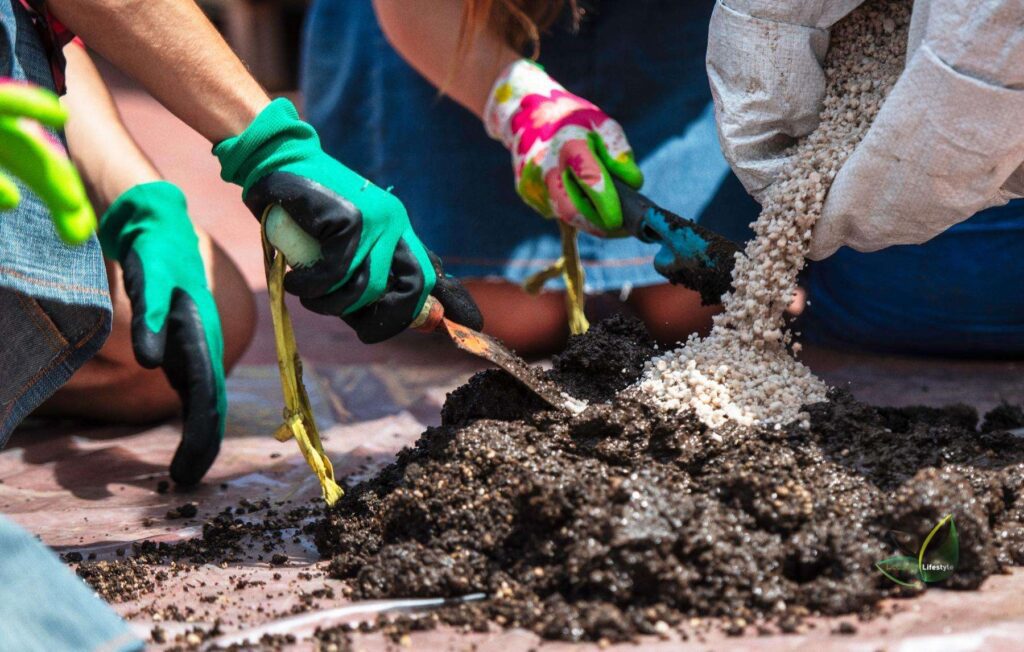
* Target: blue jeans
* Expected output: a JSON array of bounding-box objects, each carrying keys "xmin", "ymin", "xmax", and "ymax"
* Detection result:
[
  {"xmin": 0, "ymin": 517, "xmax": 141, "ymax": 652},
  {"xmin": 301, "ymin": 0, "xmax": 760, "ymax": 291},
  {"xmin": 0, "ymin": 0, "xmax": 111, "ymax": 443},
  {"xmin": 800, "ymin": 201, "xmax": 1024, "ymax": 356},
  {"xmin": 0, "ymin": 5, "xmax": 131, "ymax": 650}
]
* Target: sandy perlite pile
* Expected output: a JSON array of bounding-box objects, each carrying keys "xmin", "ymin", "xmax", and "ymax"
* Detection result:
[{"xmin": 639, "ymin": 0, "xmax": 911, "ymax": 427}]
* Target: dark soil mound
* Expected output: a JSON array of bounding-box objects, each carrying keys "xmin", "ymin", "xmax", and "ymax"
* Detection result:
[{"xmin": 312, "ymin": 316, "xmax": 1024, "ymax": 642}]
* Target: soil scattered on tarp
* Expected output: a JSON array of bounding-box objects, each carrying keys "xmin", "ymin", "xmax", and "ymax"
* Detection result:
[
  {"xmin": 63, "ymin": 316, "xmax": 1024, "ymax": 647},
  {"xmin": 76, "ymin": 558, "xmax": 155, "ymax": 603},
  {"xmin": 312, "ymin": 315, "xmax": 1024, "ymax": 642}
]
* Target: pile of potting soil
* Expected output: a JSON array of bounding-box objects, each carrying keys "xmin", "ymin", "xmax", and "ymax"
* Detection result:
[{"xmin": 313, "ymin": 316, "xmax": 1024, "ymax": 642}]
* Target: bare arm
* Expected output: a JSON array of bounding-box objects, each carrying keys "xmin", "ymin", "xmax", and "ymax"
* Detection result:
[
  {"xmin": 47, "ymin": 0, "xmax": 270, "ymax": 143},
  {"xmin": 372, "ymin": 0, "xmax": 519, "ymax": 118},
  {"xmin": 61, "ymin": 44, "xmax": 160, "ymax": 211}
]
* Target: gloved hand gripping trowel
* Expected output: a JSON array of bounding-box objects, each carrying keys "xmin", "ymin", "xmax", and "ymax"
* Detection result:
[
  {"xmin": 613, "ymin": 179, "xmax": 740, "ymax": 305},
  {"xmin": 265, "ymin": 206, "xmax": 586, "ymax": 415}
]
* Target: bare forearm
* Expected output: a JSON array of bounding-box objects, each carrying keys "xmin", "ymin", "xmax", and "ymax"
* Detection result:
[
  {"xmin": 62, "ymin": 44, "xmax": 160, "ymax": 212},
  {"xmin": 48, "ymin": 0, "xmax": 269, "ymax": 143},
  {"xmin": 372, "ymin": 0, "xmax": 518, "ymax": 118}
]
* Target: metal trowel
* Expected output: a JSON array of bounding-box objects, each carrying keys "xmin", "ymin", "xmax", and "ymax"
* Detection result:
[
  {"xmin": 264, "ymin": 206, "xmax": 587, "ymax": 415},
  {"xmin": 614, "ymin": 179, "xmax": 741, "ymax": 305},
  {"xmin": 410, "ymin": 295, "xmax": 586, "ymax": 414}
]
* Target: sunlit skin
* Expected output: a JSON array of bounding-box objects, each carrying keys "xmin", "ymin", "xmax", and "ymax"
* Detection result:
[{"xmin": 373, "ymin": 0, "xmax": 716, "ymax": 352}]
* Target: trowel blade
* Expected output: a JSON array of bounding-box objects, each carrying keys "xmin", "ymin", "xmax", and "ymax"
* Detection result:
[{"xmin": 441, "ymin": 319, "xmax": 586, "ymax": 414}]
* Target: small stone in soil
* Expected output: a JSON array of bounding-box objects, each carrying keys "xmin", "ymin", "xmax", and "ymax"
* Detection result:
[
  {"xmin": 166, "ymin": 502, "xmax": 198, "ymax": 519},
  {"xmin": 151, "ymin": 625, "xmax": 166, "ymax": 644},
  {"xmin": 834, "ymin": 621, "xmax": 858, "ymax": 635}
]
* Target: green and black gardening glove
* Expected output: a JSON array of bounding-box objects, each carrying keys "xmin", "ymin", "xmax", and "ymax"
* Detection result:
[
  {"xmin": 214, "ymin": 98, "xmax": 481, "ymax": 343},
  {"xmin": 99, "ymin": 181, "xmax": 226, "ymax": 486}
]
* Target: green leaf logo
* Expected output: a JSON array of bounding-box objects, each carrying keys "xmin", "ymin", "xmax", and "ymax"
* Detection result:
[
  {"xmin": 877, "ymin": 514, "xmax": 958, "ymax": 587},
  {"xmin": 918, "ymin": 514, "xmax": 958, "ymax": 583},
  {"xmin": 876, "ymin": 555, "xmax": 923, "ymax": 588}
]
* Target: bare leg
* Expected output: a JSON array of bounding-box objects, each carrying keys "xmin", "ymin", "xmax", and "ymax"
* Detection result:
[
  {"xmin": 627, "ymin": 284, "xmax": 720, "ymax": 346},
  {"xmin": 37, "ymin": 230, "xmax": 255, "ymax": 423},
  {"xmin": 463, "ymin": 280, "xmax": 568, "ymax": 357},
  {"xmin": 463, "ymin": 280, "xmax": 720, "ymax": 354}
]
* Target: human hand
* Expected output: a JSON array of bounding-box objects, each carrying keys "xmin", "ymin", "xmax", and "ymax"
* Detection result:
[
  {"xmin": 706, "ymin": 0, "xmax": 865, "ymax": 201},
  {"xmin": 484, "ymin": 59, "xmax": 643, "ymax": 236},
  {"xmin": 216, "ymin": 99, "xmax": 480, "ymax": 342},
  {"xmin": 808, "ymin": 0, "xmax": 1024, "ymax": 259},
  {"xmin": 0, "ymin": 78, "xmax": 95, "ymax": 244},
  {"xmin": 99, "ymin": 181, "xmax": 225, "ymax": 485}
]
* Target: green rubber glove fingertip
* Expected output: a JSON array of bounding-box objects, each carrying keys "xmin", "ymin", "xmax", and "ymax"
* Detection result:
[
  {"xmin": 613, "ymin": 156, "xmax": 644, "ymax": 190},
  {"xmin": 591, "ymin": 132, "xmax": 644, "ymax": 190},
  {"xmin": 0, "ymin": 174, "xmax": 20, "ymax": 209},
  {"xmin": 55, "ymin": 204, "xmax": 98, "ymax": 246},
  {"xmin": 566, "ymin": 165, "xmax": 623, "ymax": 233},
  {"xmin": 562, "ymin": 168, "xmax": 602, "ymax": 225}
]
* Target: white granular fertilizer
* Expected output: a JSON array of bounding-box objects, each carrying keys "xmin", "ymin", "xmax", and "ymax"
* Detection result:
[{"xmin": 638, "ymin": 0, "xmax": 911, "ymax": 428}]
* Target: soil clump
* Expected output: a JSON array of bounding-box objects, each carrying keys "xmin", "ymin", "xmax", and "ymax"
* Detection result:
[{"xmin": 313, "ymin": 316, "xmax": 1024, "ymax": 642}]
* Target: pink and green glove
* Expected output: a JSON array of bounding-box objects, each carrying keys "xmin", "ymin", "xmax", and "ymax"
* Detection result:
[
  {"xmin": 484, "ymin": 59, "xmax": 643, "ymax": 237},
  {"xmin": 0, "ymin": 79, "xmax": 95, "ymax": 244}
]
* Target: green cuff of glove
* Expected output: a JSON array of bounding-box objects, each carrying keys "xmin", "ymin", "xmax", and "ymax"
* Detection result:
[
  {"xmin": 98, "ymin": 180, "xmax": 194, "ymax": 262},
  {"xmin": 213, "ymin": 98, "xmax": 318, "ymax": 197}
]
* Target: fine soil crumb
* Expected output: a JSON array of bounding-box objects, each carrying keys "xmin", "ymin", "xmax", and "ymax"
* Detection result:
[
  {"xmin": 312, "ymin": 316, "xmax": 1024, "ymax": 642},
  {"xmin": 151, "ymin": 625, "xmax": 167, "ymax": 644},
  {"xmin": 834, "ymin": 621, "xmax": 858, "ymax": 635},
  {"xmin": 76, "ymin": 558, "xmax": 155, "ymax": 603},
  {"xmin": 640, "ymin": 0, "xmax": 912, "ymax": 428},
  {"xmin": 133, "ymin": 498, "xmax": 313, "ymax": 566},
  {"xmin": 166, "ymin": 502, "xmax": 199, "ymax": 519}
]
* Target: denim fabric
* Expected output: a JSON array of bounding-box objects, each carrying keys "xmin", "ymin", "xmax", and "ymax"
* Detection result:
[
  {"xmin": 0, "ymin": 516, "xmax": 142, "ymax": 652},
  {"xmin": 800, "ymin": 200, "xmax": 1024, "ymax": 356},
  {"xmin": 301, "ymin": 0, "xmax": 760, "ymax": 291},
  {"xmin": 0, "ymin": 1, "xmax": 111, "ymax": 442}
]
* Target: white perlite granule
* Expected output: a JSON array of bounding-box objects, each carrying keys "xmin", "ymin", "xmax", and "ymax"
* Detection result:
[{"xmin": 638, "ymin": 0, "xmax": 911, "ymax": 428}]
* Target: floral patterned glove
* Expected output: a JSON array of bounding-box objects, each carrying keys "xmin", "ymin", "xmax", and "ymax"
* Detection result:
[{"xmin": 484, "ymin": 59, "xmax": 643, "ymax": 236}]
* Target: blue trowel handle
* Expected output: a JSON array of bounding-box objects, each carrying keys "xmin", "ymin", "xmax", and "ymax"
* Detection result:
[
  {"xmin": 612, "ymin": 178, "xmax": 740, "ymax": 305},
  {"xmin": 615, "ymin": 179, "xmax": 665, "ymax": 244}
]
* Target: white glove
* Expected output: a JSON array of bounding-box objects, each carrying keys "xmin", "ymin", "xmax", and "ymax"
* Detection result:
[
  {"xmin": 706, "ymin": 0, "xmax": 865, "ymax": 201},
  {"xmin": 809, "ymin": 0, "xmax": 1024, "ymax": 259}
]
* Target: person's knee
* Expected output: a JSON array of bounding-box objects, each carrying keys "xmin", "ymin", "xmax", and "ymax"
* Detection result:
[
  {"xmin": 628, "ymin": 284, "xmax": 720, "ymax": 346},
  {"xmin": 463, "ymin": 280, "xmax": 568, "ymax": 356},
  {"xmin": 90, "ymin": 240, "xmax": 254, "ymax": 422},
  {"xmin": 86, "ymin": 365, "xmax": 181, "ymax": 424}
]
